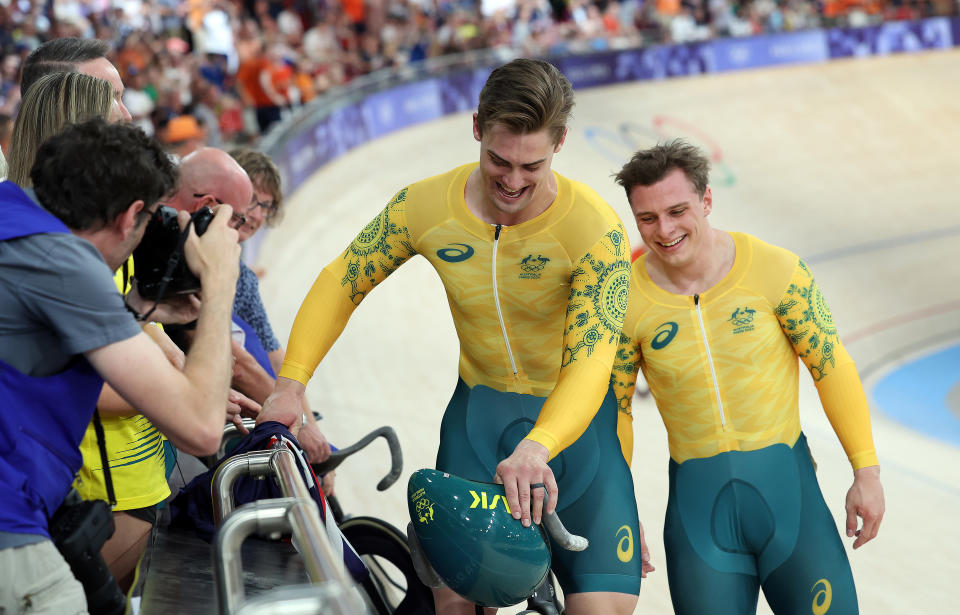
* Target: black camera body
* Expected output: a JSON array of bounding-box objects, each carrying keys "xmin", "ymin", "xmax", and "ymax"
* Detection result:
[
  {"xmin": 133, "ymin": 205, "xmax": 214, "ymax": 300},
  {"xmin": 48, "ymin": 490, "xmax": 126, "ymax": 615}
]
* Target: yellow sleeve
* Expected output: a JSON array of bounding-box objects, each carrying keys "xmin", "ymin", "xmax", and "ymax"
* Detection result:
[
  {"xmin": 525, "ymin": 226, "xmax": 630, "ymax": 459},
  {"xmin": 611, "ymin": 333, "xmax": 640, "ymax": 465},
  {"xmin": 279, "ymin": 189, "xmax": 417, "ymax": 383},
  {"xmin": 775, "ymin": 260, "xmax": 878, "ymax": 469}
]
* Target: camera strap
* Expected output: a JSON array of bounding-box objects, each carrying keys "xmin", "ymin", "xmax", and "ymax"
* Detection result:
[
  {"xmin": 130, "ymin": 216, "xmax": 197, "ymax": 323},
  {"xmin": 92, "ymin": 410, "xmax": 117, "ymax": 507}
]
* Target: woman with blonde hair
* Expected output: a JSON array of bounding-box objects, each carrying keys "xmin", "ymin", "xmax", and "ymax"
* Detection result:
[{"xmin": 6, "ymin": 71, "xmax": 113, "ymax": 186}]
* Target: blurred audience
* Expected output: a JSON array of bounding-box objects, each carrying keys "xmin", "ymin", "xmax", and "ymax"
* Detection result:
[{"xmin": 0, "ymin": 0, "xmax": 951, "ymax": 162}]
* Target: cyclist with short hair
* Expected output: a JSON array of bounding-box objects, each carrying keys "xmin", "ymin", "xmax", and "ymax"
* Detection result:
[
  {"xmin": 259, "ymin": 59, "xmax": 650, "ymax": 614},
  {"xmin": 612, "ymin": 139, "xmax": 884, "ymax": 614}
]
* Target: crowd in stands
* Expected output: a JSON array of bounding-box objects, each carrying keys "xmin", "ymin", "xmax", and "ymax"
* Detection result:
[{"xmin": 0, "ymin": 0, "xmax": 955, "ymax": 157}]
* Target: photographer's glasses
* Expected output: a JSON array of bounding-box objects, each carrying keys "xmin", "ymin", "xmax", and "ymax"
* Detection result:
[
  {"xmin": 194, "ymin": 192, "xmax": 248, "ymax": 226},
  {"xmin": 194, "ymin": 193, "xmax": 278, "ymax": 224}
]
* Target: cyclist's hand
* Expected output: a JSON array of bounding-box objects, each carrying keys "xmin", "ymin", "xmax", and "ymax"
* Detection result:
[
  {"xmin": 299, "ymin": 419, "xmax": 332, "ymax": 463},
  {"xmin": 846, "ymin": 465, "xmax": 884, "ymax": 549},
  {"xmin": 638, "ymin": 521, "xmax": 655, "ymax": 578},
  {"xmin": 494, "ymin": 439, "xmax": 556, "ymax": 527},
  {"xmin": 258, "ymin": 376, "xmax": 307, "ymax": 434}
]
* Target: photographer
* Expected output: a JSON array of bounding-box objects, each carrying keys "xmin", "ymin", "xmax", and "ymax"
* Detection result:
[{"xmin": 0, "ymin": 119, "xmax": 239, "ymax": 613}]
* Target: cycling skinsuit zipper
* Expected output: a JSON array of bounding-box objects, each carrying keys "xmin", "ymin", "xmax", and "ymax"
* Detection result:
[
  {"xmin": 694, "ymin": 294, "xmax": 726, "ymax": 427},
  {"xmin": 492, "ymin": 224, "xmax": 519, "ymax": 376}
]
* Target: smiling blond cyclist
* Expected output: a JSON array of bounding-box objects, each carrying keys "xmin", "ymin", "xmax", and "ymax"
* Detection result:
[{"xmin": 258, "ymin": 59, "xmax": 650, "ymax": 614}]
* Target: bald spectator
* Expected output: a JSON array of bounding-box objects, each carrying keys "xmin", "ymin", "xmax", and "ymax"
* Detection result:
[{"xmin": 165, "ymin": 146, "xmax": 253, "ymax": 216}]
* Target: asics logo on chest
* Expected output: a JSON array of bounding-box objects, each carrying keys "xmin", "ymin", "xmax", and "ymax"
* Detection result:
[
  {"xmin": 436, "ymin": 243, "xmax": 475, "ymax": 262},
  {"xmin": 651, "ymin": 322, "xmax": 679, "ymax": 350}
]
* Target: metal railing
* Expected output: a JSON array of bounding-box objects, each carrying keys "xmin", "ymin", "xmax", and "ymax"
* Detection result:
[
  {"xmin": 233, "ymin": 583, "xmax": 361, "ymax": 615},
  {"xmin": 211, "ymin": 441, "xmax": 366, "ymax": 614}
]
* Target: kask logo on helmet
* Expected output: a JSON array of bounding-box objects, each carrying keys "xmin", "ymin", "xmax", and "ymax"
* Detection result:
[{"xmin": 469, "ymin": 489, "xmax": 511, "ymax": 513}]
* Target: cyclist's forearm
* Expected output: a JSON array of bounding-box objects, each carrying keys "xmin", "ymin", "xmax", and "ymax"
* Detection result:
[
  {"xmin": 815, "ymin": 361, "xmax": 878, "ymax": 470},
  {"xmin": 279, "ymin": 268, "xmax": 357, "ymax": 383},
  {"xmin": 526, "ymin": 357, "xmax": 611, "ymax": 459}
]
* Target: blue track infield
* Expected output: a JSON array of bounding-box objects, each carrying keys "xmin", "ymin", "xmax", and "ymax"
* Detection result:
[{"xmin": 871, "ymin": 344, "xmax": 960, "ymax": 448}]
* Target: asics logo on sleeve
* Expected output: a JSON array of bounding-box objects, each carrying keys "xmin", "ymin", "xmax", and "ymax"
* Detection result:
[
  {"xmin": 437, "ymin": 243, "xmax": 475, "ymax": 262},
  {"xmin": 651, "ymin": 322, "xmax": 679, "ymax": 350}
]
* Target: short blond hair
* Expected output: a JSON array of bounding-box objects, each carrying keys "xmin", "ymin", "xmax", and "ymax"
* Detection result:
[{"xmin": 476, "ymin": 59, "xmax": 574, "ymax": 146}]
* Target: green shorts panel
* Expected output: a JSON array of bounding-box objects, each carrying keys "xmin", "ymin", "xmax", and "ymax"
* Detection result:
[
  {"xmin": 664, "ymin": 434, "xmax": 858, "ymax": 615},
  {"xmin": 436, "ymin": 379, "xmax": 643, "ymax": 597}
]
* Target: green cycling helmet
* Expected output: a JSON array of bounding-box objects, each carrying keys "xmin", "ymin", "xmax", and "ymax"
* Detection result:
[{"xmin": 407, "ymin": 469, "xmax": 551, "ymax": 607}]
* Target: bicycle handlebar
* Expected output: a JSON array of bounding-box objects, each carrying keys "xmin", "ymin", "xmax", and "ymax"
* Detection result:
[
  {"xmin": 530, "ymin": 483, "xmax": 588, "ymax": 552},
  {"xmin": 311, "ymin": 426, "xmax": 403, "ymax": 491},
  {"xmin": 219, "ymin": 422, "xmax": 404, "ymax": 491}
]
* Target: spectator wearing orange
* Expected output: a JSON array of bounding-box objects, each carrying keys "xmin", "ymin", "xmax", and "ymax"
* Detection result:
[
  {"xmin": 163, "ymin": 114, "xmax": 208, "ymax": 159},
  {"xmin": 236, "ymin": 41, "xmax": 292, "ymax": 134}
]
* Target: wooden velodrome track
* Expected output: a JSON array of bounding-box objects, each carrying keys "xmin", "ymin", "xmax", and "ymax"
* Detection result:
[{"xmin": 257, "ymin": 49, "xmax": 960, "ymax": 614}]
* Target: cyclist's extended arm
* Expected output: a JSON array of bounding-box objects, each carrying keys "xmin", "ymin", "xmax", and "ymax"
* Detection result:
[
  {"xmin": 526, "ymin": 226, "xmax": 630, "ymax": 458},
  {"xmin": 279, "ymin": 189, "xmax": 417, "ymax": 384},
  {"xmin": 775, "ymin": 259, "xmax": 884, "ymax": 547},
  {"xmin": 774, "ymin": 259, "xmax": 878, "ymax": 470},
  {"xmin": 497, "ymin": 226, "xmax": 630, "ymax": 526}
]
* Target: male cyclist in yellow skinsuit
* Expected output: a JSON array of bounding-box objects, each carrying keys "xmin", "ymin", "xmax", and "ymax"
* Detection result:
[
  {"xmin": 612, "ymin": 140, "xmax": 885, "ymax": 614},
  {"xmin": 258, "ymin": 59, "xmax": 650, "ymax": 614}
]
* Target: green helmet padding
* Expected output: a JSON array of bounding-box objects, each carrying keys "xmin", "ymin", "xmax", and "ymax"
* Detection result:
[{"xmin": 407, "ymin": 469, "xmax": 551, "ymax": 607}]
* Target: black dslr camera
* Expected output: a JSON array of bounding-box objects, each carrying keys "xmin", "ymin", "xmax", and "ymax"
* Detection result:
[
  {"xmin": 48, "ymin": 490, "xmax": 126, "ymax": 615},
  {"xmin": 133, "ymin": 205, "xmax": 215, "ymax": 300}
]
